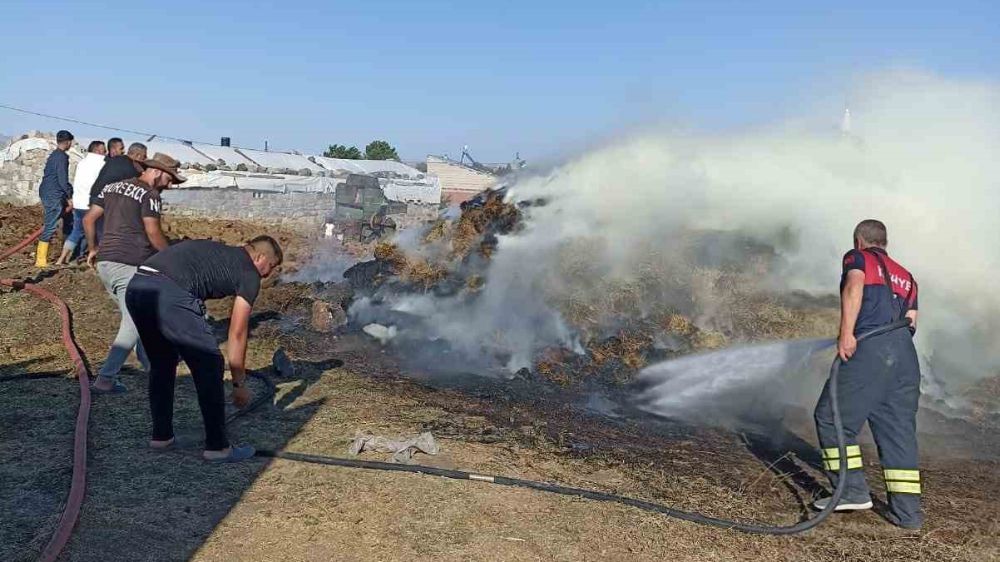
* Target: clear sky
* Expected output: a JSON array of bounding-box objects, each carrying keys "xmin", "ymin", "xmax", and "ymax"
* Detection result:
[{"xmin": 0, "ymin": 1, "xmax": 996, "ymax": 162}]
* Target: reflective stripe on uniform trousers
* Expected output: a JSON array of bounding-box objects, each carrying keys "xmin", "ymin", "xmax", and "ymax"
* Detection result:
[
  {"xmin": 884, "ymin": 469, "xmax": 921, "ymax": 494},
  {"xmin": 822, "ymin": 445, "xmax": 863, "ymax": 471}
]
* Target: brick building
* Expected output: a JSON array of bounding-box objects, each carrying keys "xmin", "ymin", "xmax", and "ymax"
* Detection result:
[{"xmin": 425, "ymin": 155, "xmax": 498, "ymax": 204}]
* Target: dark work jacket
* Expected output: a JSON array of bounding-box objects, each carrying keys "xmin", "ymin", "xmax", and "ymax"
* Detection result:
[
  {"xmin": 90, "ymin": 155, "xmax": 142, "ymax": 205},
  {"xmin": 38, "ymin": 149, "xmax": 72, "ymax": 200}
]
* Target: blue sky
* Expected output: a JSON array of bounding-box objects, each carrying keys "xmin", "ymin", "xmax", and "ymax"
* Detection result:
[{"xmin": 0, "ymin": 1, "xmax": 995, "ymax": 161}]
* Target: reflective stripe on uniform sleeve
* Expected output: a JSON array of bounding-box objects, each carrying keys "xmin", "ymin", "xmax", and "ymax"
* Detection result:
[
  {"xmin": 883, "ymin": 469, "xmax": 921, "ymax": 494},
  {"xmin": 822, "ymin": 445, "xmax": 863, "ymax": 470}
]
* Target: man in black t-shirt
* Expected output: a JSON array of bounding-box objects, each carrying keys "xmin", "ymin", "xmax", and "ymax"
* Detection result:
[
  {"xmin": 126, "ymin": 236, "xmax": 283, "ymax": 463},
  {"xmin": 83, "ymin": 152, "xmax": 184, "ymax": 393},
  {"xmin": 88, "ymin": 142, "xmax": 147, "ymax": 245},
  {"xmin": 89, "ymin": 142, "xmax": 147, "ymax": 204}
]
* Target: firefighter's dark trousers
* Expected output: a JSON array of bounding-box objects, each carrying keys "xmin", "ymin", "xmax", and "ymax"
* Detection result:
[{"xmin": 814, "ymin": 328, "xmax": 922, "ymax": 527}]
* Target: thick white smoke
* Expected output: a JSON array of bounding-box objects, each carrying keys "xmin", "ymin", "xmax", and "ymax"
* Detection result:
[{"xmin": 366, "ymin": 71, "xmax": 1000, "ymax": 412}]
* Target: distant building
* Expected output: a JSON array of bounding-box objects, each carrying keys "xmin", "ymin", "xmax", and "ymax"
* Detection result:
[{"xmin": 426, "ymin": 155, "xmax": 498, "ymax": 205}]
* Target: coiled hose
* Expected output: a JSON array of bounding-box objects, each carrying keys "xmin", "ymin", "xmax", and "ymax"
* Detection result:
[{"xmin": 242, "ymin": 318, "xmax": 913, "ymax": 535}]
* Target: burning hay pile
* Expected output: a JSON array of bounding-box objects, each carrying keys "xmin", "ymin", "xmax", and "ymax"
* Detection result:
[
  {"xmin": 524, "ymin": 242, "xmax": 836, "ymax": 386},
  {"xmin": 344, "ymin": 188, "xmax": 522, "ymax": 294},
  {"xmin": 334, "ymin": 186, "xmax": 839, "ymax": 388}
]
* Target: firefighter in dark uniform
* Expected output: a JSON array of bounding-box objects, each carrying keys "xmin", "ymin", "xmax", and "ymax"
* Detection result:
[{"xmin": 813, "ymin": 219, "xmax": 922, "ymax": 529}]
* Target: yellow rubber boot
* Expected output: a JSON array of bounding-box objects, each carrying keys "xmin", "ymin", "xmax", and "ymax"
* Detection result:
[{"xmin": 35, "ymin": 241, "xmax": 50, "ymax": 268}]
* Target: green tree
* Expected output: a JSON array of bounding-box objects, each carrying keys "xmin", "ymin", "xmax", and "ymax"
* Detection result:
[
  {"xmin": 324, "ymin": 144, "xmax": 362, "ymax": 159},
  {"xmin": 364, "ymin": 140, "xmax": 399, "ymax": 161}
]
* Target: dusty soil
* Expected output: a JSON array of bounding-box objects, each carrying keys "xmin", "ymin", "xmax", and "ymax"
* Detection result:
[{"xmin": 1, "ymin": 204, "xmax": 998, "ymax": 562}]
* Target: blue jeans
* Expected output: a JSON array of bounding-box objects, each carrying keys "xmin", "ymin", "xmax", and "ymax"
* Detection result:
[
  {"xmin": 40, "ymin": 194, "xmax": 71, "ymax": 243},
  {"xmin": 96, "ymin": 261, "xmax": 150, "ymax": 382},
  {"xmin": 64, "ymin": 209, "xmax": 88, "ymax": 257}
]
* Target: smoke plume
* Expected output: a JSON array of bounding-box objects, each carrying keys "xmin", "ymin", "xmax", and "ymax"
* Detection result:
[{"xmin": 348, "ymin": 71, "xmax": 1000, "ymax": 417}]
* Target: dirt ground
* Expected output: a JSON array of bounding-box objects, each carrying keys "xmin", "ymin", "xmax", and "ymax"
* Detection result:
[{"xmin": 1, "ymin": 205, "xmax": 998, "ymax": 562}]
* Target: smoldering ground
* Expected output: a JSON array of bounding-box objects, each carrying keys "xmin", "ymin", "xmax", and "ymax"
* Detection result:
[{"xmin": 303, "ymin": 70, "xmax": 1000, "ymax": 429}]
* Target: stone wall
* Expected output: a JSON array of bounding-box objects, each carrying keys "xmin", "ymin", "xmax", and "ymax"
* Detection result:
[
  {"xmin": 162, "ymin": 189, "xmax": 335, "ymax": 230},
  {"xmin": 0, "ymin": 133, "xmax": 81, "ymax": 205},
  {"xmin": 162, "ymin": 188, "xmax": 439, "ymax": 232}
]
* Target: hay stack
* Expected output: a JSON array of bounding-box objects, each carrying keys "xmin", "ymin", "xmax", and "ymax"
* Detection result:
[{"xmin": 371, "ymin": 241, "xmax": 449, "ymax": 291}]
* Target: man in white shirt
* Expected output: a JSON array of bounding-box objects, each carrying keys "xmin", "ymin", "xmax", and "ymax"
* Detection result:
[{"xmin": 56, "ymin": 140, "xmax": 107, "ymax": 265}]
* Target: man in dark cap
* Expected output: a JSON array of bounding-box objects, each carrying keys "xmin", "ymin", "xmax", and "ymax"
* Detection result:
[{"xmin": 35, "ymin": 130, "xmax": 75, "ymax": 268}]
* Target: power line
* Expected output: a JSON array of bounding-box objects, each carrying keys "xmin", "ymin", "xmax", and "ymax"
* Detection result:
[
  {"xmin": 0, "ymin": 102, "xmax": 192, "ymax": 143},
  {"xmin": 0, "ymin": 102, "xmax": 285, "ymax": 153}
]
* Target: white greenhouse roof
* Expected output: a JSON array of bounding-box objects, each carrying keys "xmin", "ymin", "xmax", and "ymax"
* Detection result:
[
  {"xmin": 191, "ymin": 145, "xmax": 255, "ymax": 167},
  {"xmin": 312, "ymin": 156, "xmax": 422, "ymax": 177},
  {"xmin": 237, "ymin": 149, "xmax": 324, "ymax": 172}
]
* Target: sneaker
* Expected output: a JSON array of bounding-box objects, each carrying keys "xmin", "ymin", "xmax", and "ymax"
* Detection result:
[
  {"xmin": 91, "ymin": 378, "xmax": 128, "ymax": 394},
  {"xmin": 813, "ymin": 495, "xmax": 874, "ymax": 512},
  {"xmin": 204, "ymin": 444, "xmax": 256, "ymax": 463}
]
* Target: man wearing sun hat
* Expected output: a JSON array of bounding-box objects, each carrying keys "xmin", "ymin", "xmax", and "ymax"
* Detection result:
[{"xmin": 83, "ymin": 153, "xmax": 186, "ymax": 393}]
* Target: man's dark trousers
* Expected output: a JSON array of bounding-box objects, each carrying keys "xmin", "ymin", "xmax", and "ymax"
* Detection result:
[
  {"xmin": 814, "ymin": 328, "xmax": 922, "ymax": 527},
  {"xmin": 126, "ymin": 270, "xmax": 230, "ymax": 451}
]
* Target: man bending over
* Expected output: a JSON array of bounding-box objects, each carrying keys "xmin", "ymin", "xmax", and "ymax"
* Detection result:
[{"xmin": 125, "ymin": 236, "xmax": 283, "ymax": 462}]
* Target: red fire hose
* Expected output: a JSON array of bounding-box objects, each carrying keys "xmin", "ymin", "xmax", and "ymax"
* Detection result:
[
  {"xmin": 0, "ymin": 226, "xmax": 42, "ymax": 262},
  {"xmin": 1, "ymin": 227, "xmax": 91, "ymax": 562}
]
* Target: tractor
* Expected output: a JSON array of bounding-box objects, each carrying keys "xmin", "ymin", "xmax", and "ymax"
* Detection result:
[{"xmin": 333, "ymin": 174, "xmax": 406, "ymax": 242}]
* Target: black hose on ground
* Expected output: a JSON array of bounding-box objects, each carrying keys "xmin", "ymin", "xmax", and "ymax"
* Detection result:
[{"xmin": 242, "ymin": 319, "xmax": 913, "ymax": 535}]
